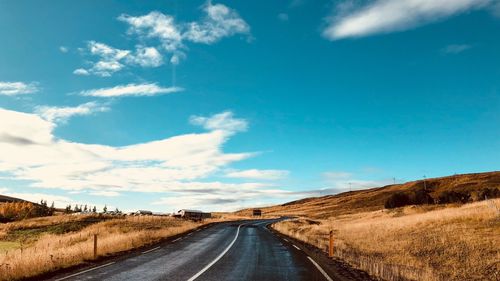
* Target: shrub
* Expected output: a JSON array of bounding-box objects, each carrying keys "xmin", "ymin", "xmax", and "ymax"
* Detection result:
[
  {"xmin": 438, "ymin": 191, "xmax": 471, "ymax": 204},
  {"xmin": 384, "ymin": 193, "xmax": 411, "ymax": 209},
  {"xmin": 412, "ymin": 189, "xmax": 434, "ymax": 205}
]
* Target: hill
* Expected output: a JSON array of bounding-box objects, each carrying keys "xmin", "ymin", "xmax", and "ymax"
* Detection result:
[
  {"xmin": 238, "ymin": 171, "xmax": 500, "ymax": 219},
  {"xmin": 0, "ymin": 194, "xmax": 27, "ymax": 204}
]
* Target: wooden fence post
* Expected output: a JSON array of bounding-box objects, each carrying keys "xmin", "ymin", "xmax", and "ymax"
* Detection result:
[
  {"xmin": 93, "ymin": 234, "xmax": 98, "ymax": 259},
  {"xmin": 329, "ymin": 230, "xmax": 334, "ymax": 258}
]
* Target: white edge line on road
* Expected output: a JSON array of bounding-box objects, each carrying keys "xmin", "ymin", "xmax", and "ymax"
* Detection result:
[
  {"xmin": 54, "ymin": 262, "xmax": 116, "ymax": 281},
  {"xmin": 283, "ymin": 238, "xmax": 289, "ymax": 242},
  {"xmin": 187, "ymin": 224, "xmax": 244, "ymax": 281},
  {"xmin": 142, "ymin": 246, "xmax": 161, "ymax": 254},
  {"xmin": 173, "ymin": 238, "xmax": 182, "ymax": 242},
  {"xmin": 307, "ymin": 256, "xmax": 333, "ymax": 281},
  {"xmin": 292, "ymin": 244, "xmax": 301, "ymax": 250}
]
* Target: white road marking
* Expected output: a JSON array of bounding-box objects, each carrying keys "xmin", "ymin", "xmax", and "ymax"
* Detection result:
[
  {"xmin": 54, "ymin": 262, "xmax": 116, "ymax": 281},
  {"xmin": 187, "ymin": 224, "xmax": 245, "ymax": 281},
  {"xmin": 142, "ymin": 246, "xmax": 160, "ymax": 254},
  {"xmin": 283, "ymin": 238, "xmax": 289, "ymax": 242},
  {"xmin": 307, "ymin": 256, "xmax": 333, "ymax": 281},
  {"xmin": 173, "ymin": 238, "xmax": 182, "ymax": 242},
  {"xmin": 187, "ymin": 233, "xmax": 192, "ymax": 236},
  {"xmin": 292, "ymin": 244, "xmax": 301, "ymax": 250}
]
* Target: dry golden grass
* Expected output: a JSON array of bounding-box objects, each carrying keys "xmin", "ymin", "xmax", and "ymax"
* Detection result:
[
  {"xmin": 0, "ymin": 215, "xmax": 205, "ymax": 280},
  {"xmin": 273, "ymin": 199, "xmax": 500, "ymax": 281}
]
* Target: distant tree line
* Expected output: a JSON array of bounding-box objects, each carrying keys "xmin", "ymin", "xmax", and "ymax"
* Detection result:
[
  {"xmin": 64, "ymin": 204, "xmax": 98, "ymax": 214},
  {"xmin": 385, "ymin": 187, "xmax": 500, "ymax": 209}
]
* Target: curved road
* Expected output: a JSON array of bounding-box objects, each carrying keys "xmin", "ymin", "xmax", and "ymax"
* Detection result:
[{"xmin": 49, "ymin": 219, "xmax": 336, "ymax": 281}]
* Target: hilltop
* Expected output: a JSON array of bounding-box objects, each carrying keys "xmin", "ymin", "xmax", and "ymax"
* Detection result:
[
  {"xmin": 238, "ymin": 171, "xmax": 500, "ymax": 219},
  {"xmin": 0, "ymin": 194, "xmax": 27, "ymax": 204}
]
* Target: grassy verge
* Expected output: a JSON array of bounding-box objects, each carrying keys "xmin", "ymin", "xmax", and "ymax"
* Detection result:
[
  {"xmin": 0, "ymin": 214, "xmax": 212, "ymax": 280},
  {"xmin": 272, "ymin": 199, "xmax": 500, "ymax": 281}
]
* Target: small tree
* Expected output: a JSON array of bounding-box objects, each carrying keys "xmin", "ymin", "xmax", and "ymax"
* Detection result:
[
  {"xmin": 92, "ymin": 206, "xmax": 97, "ymax": 213},
  {"xmin": 49, "ymin": 201, "xmax": 55, "ymax": 215},
  {"xmin": 103, "ymin": 205, "xmax": 108, "ymax": 213},
  {"xmin": 84, "ymin": 205, "xmax": 88, "ymax": 212}
]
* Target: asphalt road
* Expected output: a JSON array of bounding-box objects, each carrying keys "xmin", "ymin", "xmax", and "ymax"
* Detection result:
[{"xmin": 49, "ymin": 219, "xmax": 335, "ymax": 281}]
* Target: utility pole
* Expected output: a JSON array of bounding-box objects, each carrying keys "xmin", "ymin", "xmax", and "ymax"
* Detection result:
[
  {"xmin": 393, "ymin": 177, "xmax": 396, "ymax": 185},
  {"xmin": 349, "ymin": 182, "xmax": 352, "ymax": 192},
  {"xmin": 423, "ymin": 175, "xmax": 427, "ymax": 190}
]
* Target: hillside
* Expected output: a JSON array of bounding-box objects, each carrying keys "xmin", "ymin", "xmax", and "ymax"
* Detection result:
[
  {"xmin": 0, "ymin": 195, "xmax": 26, "ymax": 204},
  {"xmin": 239, "ymin": 171, "xmax": 500, "ymax": 219}
]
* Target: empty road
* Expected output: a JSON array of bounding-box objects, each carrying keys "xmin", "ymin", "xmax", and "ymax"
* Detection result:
[{"xmin": 48, "ymin": 219, "xmax": 349, "ymax": 281}]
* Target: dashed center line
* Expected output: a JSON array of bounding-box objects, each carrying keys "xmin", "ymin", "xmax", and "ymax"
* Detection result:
[
  {"xmin": 292, "ymin": 244, "xmax": 301, "ymax": 250},
  {"xmin": 173, "ymin": 238, "xmax": 182, "ymax": 242}
]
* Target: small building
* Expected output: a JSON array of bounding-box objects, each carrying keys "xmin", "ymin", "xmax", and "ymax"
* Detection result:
[
  {"xmin": 136, "ymin": 210, "xmax": 153, "ymax": 215},
  {"xmin": 174, "ymin": 209, "xmax": 211, "ymax": 221},
  {"xmin": 253, "ymin": 209, "xmax": 262, "ymax": 216}
]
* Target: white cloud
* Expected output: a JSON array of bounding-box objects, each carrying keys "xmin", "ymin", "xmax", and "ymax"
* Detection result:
[
  {"xmin": 126, "ymin": 46, "xmax": 163, "ymax": 67},
  {"xmin": 117, "ymin": 2, "xmax": 249, "ymax": 64},
  {"xmin": 442, "ymin": 44, "xmax": 471, "ymax": 54},
  {"xmin": 225, "ymin": 169, "xmax": 289, "ymax": 180},
  {"xmin": 323, "ymin": 0, "xmax": 492, "ymax": 40},
  {"xmin": 79, "ymin": 83, "xmax": 182, "ymax": 98},
  {"xmin": 183, "ymin": 2, "xmax": 250, "ymax": 44},
  {"xmin": 118, "ymin": 11, "xmax": 183, "ymax": 52},
  {"xmin": 190, "ymin": 111, "xmax": 248, "ymax": 134},
  {"xmin": 0, "ymin": 81, "xmax": 38, "ymax": 96},
  {"xmin": 0, "ymin": 108, "xmax": 255, "ymax": 195},
  {"xmin": 73, "ymin": 68, "xmax": 90, "ymax": 76},
  {"xmin": 89, "ymin": 190, "xmax": 121, "ymax": 197},
  {"xmin": 75, "ymin": 42, "xmax": 165, "ymax": 77},
  {"xmin": 59, "ymin": 46, "xmax": 69, "ymax": 53},
  {"xmin": 35, "ymin": 102, "xmax": 110, "ymax": 123}
]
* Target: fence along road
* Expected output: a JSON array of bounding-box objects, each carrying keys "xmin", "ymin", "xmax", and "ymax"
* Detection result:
[{"xmin": 49, "ymin": 219, "xmax": 332, "ymax": 281}]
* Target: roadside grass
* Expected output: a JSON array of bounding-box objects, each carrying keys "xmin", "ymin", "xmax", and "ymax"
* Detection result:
[
  {"xmin": 0, "ymin": 241, "xmax": 19, "ymax": 253},
  {"xmin": 272, "ymin": 199, "xmax": 500, "ymax": 281},
  {"xmin": 0, "ymin": 215, "xmax": 206, "ymax": 280}
]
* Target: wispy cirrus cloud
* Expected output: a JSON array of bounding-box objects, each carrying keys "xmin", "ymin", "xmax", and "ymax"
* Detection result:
[
  {"xmin": 442, "ymin": 44, "xmax": 472, "ymax": 54},
  {"xmin": 323, "ymin": 0, "xmax": 492, "ymax": 40},
  {"xmin": 225, "ymin": 169, "xmax": 289, "ymax": 180},
  {"xmin": 0, "ymin": 81, "xmax": 38, "ymax": 96},
  {"xmin": 190, "ymin": 111, "xmax": 248, "ymax": 134},
  {"xmin": 35, "ymin": 102, "xmax": 110, "ymax": 123},
  {"xmin": 79, "ymin": 83, "xmax": 182, "ymax": 98}
]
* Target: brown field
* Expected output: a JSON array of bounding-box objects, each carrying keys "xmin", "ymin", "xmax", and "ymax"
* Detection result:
[
  {"xmin": 0, "ymin": 214, "xmax": 239, "ymax": 281},
  {"xmin": 265, "ymin": 172, "xmax": 500, "ymax": 281}
]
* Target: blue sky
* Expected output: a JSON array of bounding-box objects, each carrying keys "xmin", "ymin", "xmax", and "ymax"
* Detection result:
[{"xmin": 0, "ymin": 0, "xmax": 499, "ymax": 212}]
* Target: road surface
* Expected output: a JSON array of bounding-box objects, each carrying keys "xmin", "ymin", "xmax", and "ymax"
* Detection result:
[{"xmin": 48, "ymin": 219, "xmax": 351, "ymax": 281}]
